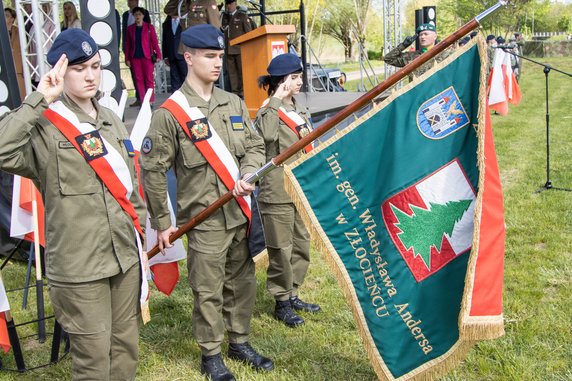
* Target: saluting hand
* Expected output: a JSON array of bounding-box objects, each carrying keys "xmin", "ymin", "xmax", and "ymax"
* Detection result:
[
  {"xmin": 37, "ymin": 54, "xmax": 68, "ymax": 104},
  {"xmin": 403, "ymin": 34, "xmax": 418, "ymax": 48},
  {"xmin": 272, "ymin": 75, "xmax": 292, "ymax": 100}
]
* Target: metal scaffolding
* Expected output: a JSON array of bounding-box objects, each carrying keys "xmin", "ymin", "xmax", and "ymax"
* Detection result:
[
  {"xmin": 15, "ymin": 0, "xmax": 61, "ymax": 96},
  {"xmin": 145, "ymin": 0, "xmax": 167, "ymax": 93},
  {"xmin": 382, "ymin": 0, "xmax": 401, "ymax": 80}
]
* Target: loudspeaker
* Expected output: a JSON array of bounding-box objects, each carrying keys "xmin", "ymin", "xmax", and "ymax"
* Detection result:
[
  {"xmin": 414, "ymin": 9, "xmax": 424, "ymax": 51},
  {"xmin": 0, "ymin": 0, "xmax": 22, "ymax": 115},
  {"xmin": 79, "ymin": 0, "xmax": 122, "ymax": 106},
  {"xmin": 423, "ymin": 6, "xmax": 437, "ymax": 29}
]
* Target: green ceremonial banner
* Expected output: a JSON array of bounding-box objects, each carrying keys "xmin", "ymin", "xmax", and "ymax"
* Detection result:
[{"xmin": 285, "ymin": 37, "xmax": 505, "ymax": 380}]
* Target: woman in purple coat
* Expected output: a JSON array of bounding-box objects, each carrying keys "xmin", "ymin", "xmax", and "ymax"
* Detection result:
[{"xmin": 125, "ymin": 6, "xmax": 161, "ymax": 105}]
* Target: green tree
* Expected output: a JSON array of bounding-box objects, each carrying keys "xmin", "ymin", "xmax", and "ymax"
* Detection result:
[
  {"xmin": 321, "ymin": 0, "xmax": 356, "ymax": 60},
  {"xmin": 440, "ymin": 0, "xmax": 535, "ymax": 37},
  {"xmin": 557, "ymin": 16, "xmax": 570, "ymax": 32},
  {"xmin": 391, "ymin": 199, "xmax": 472, "ymax": 270}
]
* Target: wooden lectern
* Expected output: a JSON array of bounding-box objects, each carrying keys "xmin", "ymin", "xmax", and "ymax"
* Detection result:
[{"xmin": 231, "ymin": 25, "xmax": 296, "ymax": 118}]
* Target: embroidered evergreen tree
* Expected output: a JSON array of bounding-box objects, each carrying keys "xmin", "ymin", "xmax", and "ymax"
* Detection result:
[{"xmin": 391, "ymin": 199, "xmax": 472, "ymax": 270}]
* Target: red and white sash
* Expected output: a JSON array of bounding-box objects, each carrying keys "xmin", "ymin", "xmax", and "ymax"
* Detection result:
[
  {"xmin": 43, "ymin": 102, "xmax": 150, "ymax": 323},
  {"xmin": 277, "ymin": 107, "xmax": 313, "ymax": 153},
  {"xmin": 161, "ymin": 91, "xmax": 252, "ymax": 222},
  {"xmin": 261, "ymin": 98, "xmax": 313, "ymax": 153}
]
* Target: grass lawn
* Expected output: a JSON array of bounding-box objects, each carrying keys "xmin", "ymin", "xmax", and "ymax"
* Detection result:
[{"xmin": 0, "ymin": 57, "xmax": 571, "ymax": 380}]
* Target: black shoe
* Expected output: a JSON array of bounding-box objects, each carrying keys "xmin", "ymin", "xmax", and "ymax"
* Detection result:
[
  {"xmin": 227, "ymin": 342, "xmax": 274, "ymax": 371},
  {"xmin": 274, "ymin": 300, "xmax": 305, "ymax": 327},
  {"xmin": 290, "ymin": 296, "xmax": 321, "ymax": 313},
  {"xmin": 200, "ymin": 353, "xmax": 236, "ymax": 381},
  {"xmin": 129, "ymin": 100, "xmax": 141, "ymax": 107}
]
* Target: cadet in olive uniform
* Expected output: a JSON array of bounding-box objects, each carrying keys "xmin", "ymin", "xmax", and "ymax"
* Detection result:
[
  {"xmin": 221, "ymin": 0, "xmax": 253, "ymax": 97},
  {"xmin": 255, "ymin": 54, "xmax": 321, "ymax": 328},
  {"xmin": 384, "ymin": 23, "xmax": 451, "ymax": 78},
  {"xmin": 140, "ymin": 24, "xmax": 272, "ymax": 381},
  {"xmin": 0, "ymin": 29, "xmax": 147, "ymax": 380}
]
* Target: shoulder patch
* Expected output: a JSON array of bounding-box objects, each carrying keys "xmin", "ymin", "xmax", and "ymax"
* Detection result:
[{"xmin": 142, "ymin": 137, "xmax": 153, "ymax": 154}]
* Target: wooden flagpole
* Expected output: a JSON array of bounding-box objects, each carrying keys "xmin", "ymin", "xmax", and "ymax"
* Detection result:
[
  {"xmin": 31, "ymin": 194, "xmax": 46, "ymax": 343},
  {"xmin": 148, "ymin": 1, "xmax": 508, "ymax": 259}
]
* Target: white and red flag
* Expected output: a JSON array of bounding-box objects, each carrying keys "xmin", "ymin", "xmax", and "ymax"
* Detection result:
[
  {"xmin": 0, "ymin": 272, "xmax": 11, "ymax": 353},
  {"xmin": 10, "ymin": 176, "xmax": 45, "ymax": 247},
  {"xmin": 488, "ymin": 48, "xmax": 522, "ymax": 115}
]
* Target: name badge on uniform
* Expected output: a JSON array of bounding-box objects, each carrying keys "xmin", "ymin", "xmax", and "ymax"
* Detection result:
[
  {"xmin": 74, "ymin": 130, "xmax": 108, "ymax": 161},
  {"xmin": 123, "ymin": 139, "xmax": 135, "ymax": 157},
  {"xmin": 58, "ymin": 141, "xmax": 74, "ymax": 149},
  {"xmin": 230, "ymin": 116, "xmax": 244, "ymax": 131},
  {"xmin": 187, "ymin": 118, "xmax": 211, "ymax": 142}
]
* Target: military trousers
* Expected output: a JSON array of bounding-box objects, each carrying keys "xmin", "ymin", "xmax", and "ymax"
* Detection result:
[
  {"xmin": 186, "ymin": 224, "xmax": 256, "ymax": 356},
  {"xmin": 226, "ymin": 54, "xmax": 243, "ymax": 97},
  {"xmin": 259, "ymin": 202, "xmax": 311, "ymax": 301},
  {"xmin": 48, "ymin": 264, "xmax": 141, "ymax": 381}
]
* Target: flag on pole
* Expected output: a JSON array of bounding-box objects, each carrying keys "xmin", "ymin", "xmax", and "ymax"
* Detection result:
[
  {"xmin": 285, "ymin": 37, "xmax": 505, "ymax": 380},
  {"xmin": 488, "ymin": 48, "xmax": 522, "ymax": 115},
  {"xmin": 0, "ymin": 272, "xmax": 11, "ymax": 353},
  {"xmin": 130, "ymin": 89, "xmax": 186, "ymax": 296},
  {"xmin": 10, "ymin": 175, "xmax": 45, "ymax": 247}
]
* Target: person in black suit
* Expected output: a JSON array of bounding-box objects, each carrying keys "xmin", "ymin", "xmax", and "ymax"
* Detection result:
[
  {"xmin": 162, "ymin": 15, "xmax": 187, "ymax": 92},
  {"xmin": 121, "ymin": 0, "xmax": 151, "ymax": 107}
]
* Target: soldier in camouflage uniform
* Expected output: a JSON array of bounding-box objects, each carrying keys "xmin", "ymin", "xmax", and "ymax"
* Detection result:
[{"xmin": 384, "ymin": 23, "xmax": 451, "ymax": 79}]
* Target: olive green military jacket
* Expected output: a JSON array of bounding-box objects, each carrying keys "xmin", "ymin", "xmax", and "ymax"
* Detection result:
[
  {"xmin": 164, "ymin": 0, "xmax": 221, "ymax": 29},
  {"xmin": 140, "ymin": 82, "xmax": 265, "ymax": 232},
  {"xmin": 254, "ymin": 96, "xmax": 311, "ymax": 204},
  {"xmin": 221, "ymin": 10, "xmax": 253, "ymax": 55},
  {"xmin": 384, "ymin": 42, "xmax": 452, "ymax": 78},
  {"xmin": 0, "ymin": 92, "xmax": 146, "ymax": 283}
]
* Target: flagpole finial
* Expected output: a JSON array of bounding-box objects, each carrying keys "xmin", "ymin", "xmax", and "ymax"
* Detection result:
[{"xmin": 476, "ymin": 1, "xmax": 508, "ymax": 23}]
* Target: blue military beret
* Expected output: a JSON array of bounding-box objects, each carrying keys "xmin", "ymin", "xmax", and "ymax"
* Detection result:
[
  {"xmin": 416, "ymin": 23, "xmax": 436, "ymax": 33},
  {"xmin": 182, "ymin": 24, "xmax": 225, "ymax": 50},
  {"xmin": 267, "ymin": 53, "xmax": 303, "ymax": 77},
  {"xmin": 486, "ymin": 34, "xmax": 496, "ymax": 42},
  {"xmin": 47, "ymin": 29, "xmax": 98, "ymax": 66}
]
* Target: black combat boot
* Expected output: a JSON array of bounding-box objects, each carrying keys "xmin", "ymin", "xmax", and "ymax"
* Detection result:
[
  {"xmin": 227, "ymin": 342, "xmax": 274, "ymax": 371},
  {"xmin": 274, "ymin": 299, "xmax": 304, "ymax": 327},
  {"xmin": 290, "ymin": 296, "xmax": 321, "ymax": 313},
  {"xmin": 200, "ymin": 353, "xmax": 235, "ymax": 381}
]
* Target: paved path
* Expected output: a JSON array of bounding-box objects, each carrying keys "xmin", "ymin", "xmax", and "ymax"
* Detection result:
[{"xmin": 345, "ymin": 66, "xmax": 385, "ymax": 82}]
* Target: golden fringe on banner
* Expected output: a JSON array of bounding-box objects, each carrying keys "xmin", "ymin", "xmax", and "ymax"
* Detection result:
[
  {"xmin": 284, "ymin": 35, "xmax": 500, "ymax": 380},
  {"xmin": 141, "ymin": 301, "xmax": 150, "ymax": 324},
  {"xmin": 459, "ymin": 36, "xmax": 506, "ymax": 341}
]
